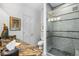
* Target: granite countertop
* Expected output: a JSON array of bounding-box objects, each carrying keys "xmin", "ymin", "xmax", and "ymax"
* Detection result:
[
  {"xmin": 0, "ymin": 39, "xmax": 43, "ymax": 56},
  {"xmin": 16, "ymin": 42, "xmax": 42, "ymax": 56}
]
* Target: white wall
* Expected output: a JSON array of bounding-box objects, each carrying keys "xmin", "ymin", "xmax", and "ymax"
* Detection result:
[
  {"xmin": 22, "ymin": 4, "xmax": 43, "ymax": 45},
  {"xmin": 0, "ymin": 8, "xmax": 9, "ymax": 35},
  {"xmin": 22, "ymin": 8, "xmax": 42, "ymax": 45}
]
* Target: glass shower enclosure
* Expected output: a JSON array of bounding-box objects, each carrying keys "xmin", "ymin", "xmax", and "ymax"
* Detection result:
[{"xmin": 46, "ymin": 18, "xmax": 79, "ymax": 56}]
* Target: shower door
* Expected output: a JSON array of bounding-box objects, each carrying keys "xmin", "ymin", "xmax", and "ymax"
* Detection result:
[{"xmin": 47, "ymin": 19, "xmax": 77, "ymax": 56}]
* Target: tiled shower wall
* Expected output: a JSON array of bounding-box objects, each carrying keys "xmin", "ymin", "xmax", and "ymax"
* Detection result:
[{"xmin": 47, "ymin": 3, "xmax": 79, "ymax": 54}]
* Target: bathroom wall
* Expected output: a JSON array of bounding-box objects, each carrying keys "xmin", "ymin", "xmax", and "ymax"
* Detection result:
[
  {"xmin": 0, "ymin": 3, "xmax": 43, "ymax": 45},
  {"xmin": 47, "ymin": 3, "xmax": 79, "ymax": 54},
  {"xmin": 23, "ymin": 7, "xmax": 42, "ymax": 45},
  {"xmin": 0, "ymin": 8, "xmax": 9, "ymax": 34},
  {"xmin": 0, "ymin": 3, "xmax": 24, "ymax": 41}
]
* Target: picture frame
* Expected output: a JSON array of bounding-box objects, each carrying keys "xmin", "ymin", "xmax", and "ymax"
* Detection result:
[{"xmin": 10, "ymin": 16, "xmax": 21, "ymax": 31}]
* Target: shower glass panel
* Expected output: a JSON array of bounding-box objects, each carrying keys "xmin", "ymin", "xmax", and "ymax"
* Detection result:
[{"xmin": 47, "ymin": 21, "xmax": 75, "ymax": 56}]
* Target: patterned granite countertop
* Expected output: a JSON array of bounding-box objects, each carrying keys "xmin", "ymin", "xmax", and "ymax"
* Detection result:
[
  {"xmin": 0, "ymin": 39, "xmax": 43, "ymax": 56},
  {"xmin": 16, "ymin": 41, "xmax": 43, "ymax": 56}
]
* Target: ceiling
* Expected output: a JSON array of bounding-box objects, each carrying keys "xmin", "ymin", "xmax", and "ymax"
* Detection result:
[
  {"xmin": 0, "ymin": 3, "xmax": 43, "ymax": 17},
  {"xmin": 47, "ymin": 3, "xmax": 64, "ymax": 11},
  {"xmin": 50, "ymin": 3, "xmax": 63, "ymax": 8},
  {"xmin": 0, "ymin": 3, "xmax": 43, "ymax": 11}
]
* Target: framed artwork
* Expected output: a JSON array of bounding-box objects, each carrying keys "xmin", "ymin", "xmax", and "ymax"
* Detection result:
[{"xmin": 10, "ymin": 16, "xmax": 21, "ymax": 31}]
